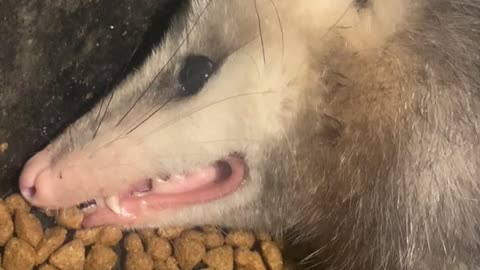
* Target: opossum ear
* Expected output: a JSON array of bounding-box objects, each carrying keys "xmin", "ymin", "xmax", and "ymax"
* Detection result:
[{"xmin": 178, "ymin": 54, "xmax": 217, "ymax": 97}]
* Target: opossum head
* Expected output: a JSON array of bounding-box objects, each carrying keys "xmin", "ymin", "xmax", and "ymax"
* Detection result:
[{"xmin": 19, "ymin": 0, "xmax": 407, "ymax": 230}]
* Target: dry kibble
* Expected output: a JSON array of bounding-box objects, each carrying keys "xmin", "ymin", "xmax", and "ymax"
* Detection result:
[
  {"xmin": 0, "ymin": 192, "xmax": 285, "ymax": 270},
  {"xmin": 98, "ymin": 226, "xmax": 123, "ymax": 246},
  {"xmin": 234, "ymin": 248, "xmax": 266, "ymax": 270},
  {"xmin": 5, "ymin": 194, "xmax": 31, "ymax": 214},
  {"xmin": 124, "ymin": 233, "xmax": 144, "ymax": 253},
  {"xmin": 255, "ymin": 231, "xmax": 272, "ymax": 242},
  {"xmin": 3, "ymin": 238, "xmax": 36, "ymax": 270},
  {"xmin": 225, "ymin": 230, "xmax": 256, "ymax": 249},
  {"xmin": 146, "ymin": 237, "xmax": 172, "ymax": 261},
  {"xmin": 125, "ymin": 251, "xmax": 154, "ymax": 270},
  {"xmin": 85, "ymin": 244, "xmax": 118, "ymax": 270},
  {"xmin": 38, "ymin": 264, "xmax": 59, "ymax": 270},
  {"xmin": 180, "ymin": 230, "xmax": 205, "ymax": 243},
  {"xmin": 157, "ymin": 227, "xmax": 186, "ymax": 239},
  {"xmin": 54, "ymin": 207, "xmax": 84, "ymax": 229},
  {"xmin": 74, "ymin": 227, "xmax": 101, "ymax": 246},
  {"xmin": 0, "ymin": 201, "xmax": 13, "ymax": 246},
  {"xmin": 138, "ymin": 228, "xmax": 157, "ymax": 241},
  {"xmin": 201, "ymin": 225, "xmax": 221, "ymax": 233},
  {"xmin": 154, "ymin": 257, "xmax": 179, "ymax": 270},
  {"xmin": 204, "ymin": 231, "xmax": 224, "ymax": 249},
  {"xmin": 203, "ymin": 246, "xmax": 234, "ymax": 270},
  {"xmin": 173, "ymin": 237, "xmax": 206, "ymax": 270},
  {"xmin": 36, "ymin": 227, "xmax": 68, "ymax": 265},
  {"xmin": 14, "ymin": 211, "xmax": 43, "ymax": 247},
  {"xmin": 260, "ymin": 241, "xmax": 283, "ymax": 270},
  {"xmin": 49, "ymin": 239, "xmax": 85, "ymax": 270}
]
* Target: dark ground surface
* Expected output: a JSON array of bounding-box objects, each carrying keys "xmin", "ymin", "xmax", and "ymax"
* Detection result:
[{"xmin": 0, "ymin": 0, "xmax": 185, "ymax": 197}]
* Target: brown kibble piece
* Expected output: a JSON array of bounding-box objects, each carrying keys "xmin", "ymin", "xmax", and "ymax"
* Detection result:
[
  {"xmin": 260, "ymin": 241, "xmax": 283, "ymax": 270},
  {"xmin": 173, "ymin": 237, "xmax": 206, "ymax": 270},
  {"xmin": 74, "ymin": 227, "xmax": 101, "ymax": 246},
  {"xmin": 0, "ymin": 201, "xmax": 14, "ymax": 246},
  {"xmin": 85, "ymin": 244, "xmax": 118, "ymax": 270},
  {"xmin": 154, "ymin": 257, "xmax": 179, "ymax": 270},
  {"xmin": 38, "ymin": 264, "xmax": 59, "ymax": 270},
  {"xmin": 180, "ymin": 230, "xmax": 205, "ymax": 243},
  {"xmin": 55, "ymin": 207, "xmax": 84, "ymax": 229},
  {"xmin": 3, "ymin": 238, "xmax": 36, "ymax": 270},
  {"xmin": 125, "ymin": 251, "xmax": 154, "ymax": 270},
  {"xmin": 201, "ymin": 225, "xmax": 221, "ymax": 233},
  {"xmin": 98, "ymin": 226, "xmax": 123, "ymax": 246},
  {"xmin": 225, "ymin": 230, "xmax": 256, "ymax": 249},
  {"xmin": 15, "ymin": 211, "xmax": 43, "ymax": 247},
  {"xmin": 157, "ymin": 227, "xmax": 186, "ymax": 239},
  {"xmin": 124, "ymin": 233, "xmax": 144, "ymax": 253},
  {"xmin": 235, "ymin": 248, "xmax": 266, "ymax": 270},
  {"xmin": 146, "ymin": 237, "xmax": 172, "ymax": 261},
  {"xmin": 255, "ymin": 231, "xmax": 272, "ymax": 241},
  {"xmin": 49, "ymin": 239, "xmax": 85, "ymax": 270},
  {"xmin": 138, "ymin": 228, "xmax": 157, "ymax": 241},
  {"xmin": 204, "ymin": 231, "xmax": 224, "ymax": 249},
  {"xmin": 146, "ymin": 236, "xmax": 172, "ymax": 261},
  {"xmin": 203, "ymin": 246, "xmax": 234, "ymax": 270},
  {"xmin": 36, "ymin": 227, "xmax": 68, "ymax": 265},
  {"xmin": 5, "ymin": 194, "xmax": 31, "ymax": 214}
]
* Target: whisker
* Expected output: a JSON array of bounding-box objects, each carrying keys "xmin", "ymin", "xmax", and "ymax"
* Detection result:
[
  {"xmin": 267, "ymin": 0, "xmax": 285, "ymax": 60},
  {"xmin": 126, "ymin": 95, "xmax": 176, "ymax": 135},
  {"xmin": 136, "ymin": 90, "xmax": 277, "ymax": 143},
  {"xmin": 93, "ymin": 37, "xmax": 143, "ymax": 139},
  {"xmin": 124, "ymin": 35, "xmax": 260, "ymax": 137},
  {"xmin": 68, "ymin": 128, "xmax": 74, "ymax": 150},
  {"xmin": 115, "ymin": 0, "xmax": 215, "ymax": 128},
  {"xmin": 93, "ymin": 97, "xmax": 106, "ymax": 128},
  {"xmin": 253, "ymin": 0, "xmax": 266, "ymax": 65},
  {"xmin": 90, "ymin": 0, "xmax": 215, "ymax": 154},
  {"xmin": 93, "ymin": 92, "xmax": 114, "ymax": 139},
  {"xmin": 319, "ymin": 0, "xmax": 356, "ymax": 41}
]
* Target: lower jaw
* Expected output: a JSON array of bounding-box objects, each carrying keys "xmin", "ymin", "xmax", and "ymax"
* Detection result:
[{"xmin": 80, "ymin": 156, "xmax": 247, "ymax": 227}]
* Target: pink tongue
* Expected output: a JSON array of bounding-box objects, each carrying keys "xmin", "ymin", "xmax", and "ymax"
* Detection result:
[
  {"xmin": 150, "ymin": 166, "xmax": 220, "ymax": 194},
  {"xmin": 82, "ymin": 157, "xmax": 245, "ymax": 227}
]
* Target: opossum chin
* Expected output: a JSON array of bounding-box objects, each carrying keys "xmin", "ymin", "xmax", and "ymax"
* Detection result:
[{"xmin": 80, "ymin": 155, "xmax": 247, "ymax": 227}]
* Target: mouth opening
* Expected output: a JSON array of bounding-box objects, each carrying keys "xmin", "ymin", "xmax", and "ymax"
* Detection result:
[{"xmin": 78, "ymin": 154, "xmax": 247, "ymax": 227}]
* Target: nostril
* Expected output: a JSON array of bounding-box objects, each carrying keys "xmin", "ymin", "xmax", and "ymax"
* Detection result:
[
  {"xmin": 18, "ymin": 148, "xmax": 54, "ymax": 204},
  {"xmin": 20, "ymin": 186, "xmax": 36, "ymax": 201}
]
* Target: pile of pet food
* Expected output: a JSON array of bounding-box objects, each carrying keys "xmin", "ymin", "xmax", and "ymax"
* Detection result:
[{"xmin": 0, "ymin": 193, "xmax": 284, "ymax": 270}]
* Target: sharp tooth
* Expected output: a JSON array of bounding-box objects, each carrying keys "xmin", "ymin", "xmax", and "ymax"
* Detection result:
[
  {"xmin": 105, "ymin": 195, "xmax": 122, "ymax": 215},
  {"xmin": 80, "ymin": 204, "xmax": 97, "ymax": 215}
]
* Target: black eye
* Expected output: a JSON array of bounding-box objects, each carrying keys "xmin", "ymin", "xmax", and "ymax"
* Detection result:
[{"xmin": 178, "ymin": 54, "xmax": 217, "ymax": 97}]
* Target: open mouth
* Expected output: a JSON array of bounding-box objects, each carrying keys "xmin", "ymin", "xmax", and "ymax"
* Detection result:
[{"xmin": 78, "ymin": 154, "xmax": 247, "ymax": 227}]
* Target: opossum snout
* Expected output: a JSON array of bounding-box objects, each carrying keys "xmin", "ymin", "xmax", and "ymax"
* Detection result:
[
  {"xmin": 19, "ymin": 147, "xmax": 58, "ymax": 206},
  {"xmin": 18, "ymin": 139, "xmax": 148, "ymax": 209},
  {"xmin": 18, "ymin": 134, "xmax": 249, "ymax": 227}
]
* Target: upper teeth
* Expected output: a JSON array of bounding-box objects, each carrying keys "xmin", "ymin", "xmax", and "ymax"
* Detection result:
[
  {"xmin": 104, "ymin": 195, "xmax": 135, "ymax": 218},
  {"xmin": 105, "ymin": 195, "xmax": 122, "ymax": 215}
]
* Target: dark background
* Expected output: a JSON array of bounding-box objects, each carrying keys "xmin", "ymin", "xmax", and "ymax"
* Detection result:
[{"xmin": 0, "ymin": 0, "xmax": 186, "ymax": 197}]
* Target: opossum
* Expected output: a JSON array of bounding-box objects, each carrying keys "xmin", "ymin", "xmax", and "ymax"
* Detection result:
[{"xmin": 18, "ymin": 0, "xmax": 480, "ymax": 269}]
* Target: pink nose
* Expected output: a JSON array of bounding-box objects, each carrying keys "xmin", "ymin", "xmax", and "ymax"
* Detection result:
[{"xmin": 18, "ymin": 148, "xmax": 57, "ymax": 207}]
